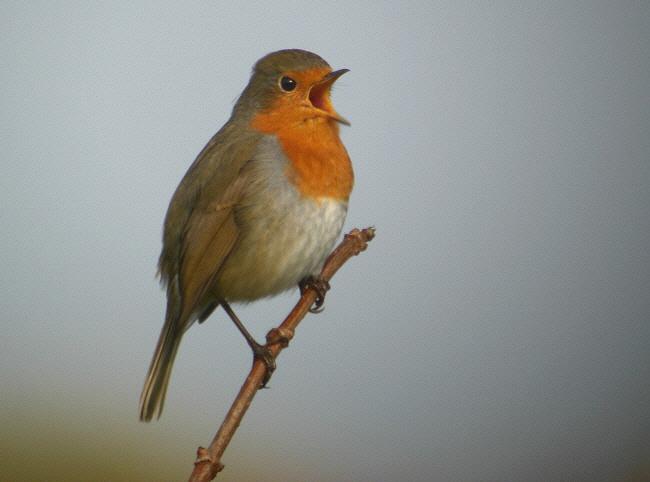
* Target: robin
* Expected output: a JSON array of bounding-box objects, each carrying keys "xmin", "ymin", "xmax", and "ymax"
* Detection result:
[{"xmin": 139, "ymin": 49, "xmax": 353, "ymax": 421}]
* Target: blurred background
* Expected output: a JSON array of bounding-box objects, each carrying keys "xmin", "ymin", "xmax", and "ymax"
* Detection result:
[{"xmin": 2, "ymin": 1, "xmax": 649, "ymax": 481}]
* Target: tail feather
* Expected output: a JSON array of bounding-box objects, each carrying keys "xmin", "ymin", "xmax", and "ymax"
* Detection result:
[{"xmin": 139, "ymin": 316, "xmax": 182, "ymax": 422}]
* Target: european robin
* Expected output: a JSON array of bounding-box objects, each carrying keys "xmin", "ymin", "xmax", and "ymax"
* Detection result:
[{"xmin": 139, "ymin": 49, "xmax": 353, "ymax": 421}]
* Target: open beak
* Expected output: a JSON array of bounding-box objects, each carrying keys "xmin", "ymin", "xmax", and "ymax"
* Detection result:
[{"xmin": 309, "ymin": 68, "xmax": 351, "ymax": 125}]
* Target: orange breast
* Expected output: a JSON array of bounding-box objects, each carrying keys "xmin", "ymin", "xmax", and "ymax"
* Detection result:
[{"xmin": 251, "ymin": 107, "xmax": 354, "ymax": 201}]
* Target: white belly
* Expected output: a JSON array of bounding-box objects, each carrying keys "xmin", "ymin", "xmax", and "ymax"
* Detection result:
[{"xmin": 216, "ymin": 196, "xmax": 347, "ymax": 301}]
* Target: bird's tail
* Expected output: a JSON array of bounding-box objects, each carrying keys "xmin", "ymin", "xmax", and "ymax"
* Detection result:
[{"xmin": 139, "ymin": 314, "xmax": 183, "ymax": 422}]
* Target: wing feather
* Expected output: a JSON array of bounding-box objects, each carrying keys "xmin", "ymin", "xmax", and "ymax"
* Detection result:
[{"xmin": 158, "ymin": 122, "xmax": 260, "ymax": 330}]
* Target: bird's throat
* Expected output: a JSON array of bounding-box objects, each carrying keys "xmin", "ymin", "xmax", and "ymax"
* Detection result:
[{"xmin": 252, "ymin": 115, "xmax": 354, "ymax": 201}]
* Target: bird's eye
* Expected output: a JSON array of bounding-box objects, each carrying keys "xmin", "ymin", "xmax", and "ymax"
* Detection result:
[{"xmin": 279, "ymin": 76, "xmax": 297, "ymax": 92}]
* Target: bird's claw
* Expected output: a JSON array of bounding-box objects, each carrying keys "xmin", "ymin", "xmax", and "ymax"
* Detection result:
[
  {"xmin": 251, "ymin": 342, "xmax": 276, "ymax": 388},
  {"xmin": 300, "ymin": 276, "xmax": 330, "ymax": 313}
]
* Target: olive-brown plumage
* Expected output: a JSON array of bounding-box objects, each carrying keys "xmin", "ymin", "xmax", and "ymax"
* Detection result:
[{"xmin": 139, "ymin": 49, "xmax": 353, "ymax": 421}]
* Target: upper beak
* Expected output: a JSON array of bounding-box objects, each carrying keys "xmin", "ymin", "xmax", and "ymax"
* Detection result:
[
  {"xmin": 311, "ymin": 68, "xmax": 351, "ymax": 125},
  {"xmin": 322, "ymin": 68, "xmax": 350, "ymax": 84}
]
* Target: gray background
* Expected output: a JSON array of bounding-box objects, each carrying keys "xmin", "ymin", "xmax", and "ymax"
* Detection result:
[{"xmin": 2, "ymin": 2, "xmax": 649, "ymax": 481}]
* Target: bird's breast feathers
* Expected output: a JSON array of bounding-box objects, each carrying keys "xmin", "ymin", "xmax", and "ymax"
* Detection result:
[
  {"xmin": 251, "ymin": 112, "xmax": 354, "ymax": 201},
  {"xmin": 212, "ymin": 135, "xmax": 349, "ymax": 301}
]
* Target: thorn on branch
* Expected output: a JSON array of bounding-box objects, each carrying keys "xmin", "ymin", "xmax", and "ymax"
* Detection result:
[
  {"xmin": 192, "ymin": 447, "xmax": 224, "ymax": 480},
  {"xmin": 266, "ymin": 327, "xmax": 294, "ymax": 348},
  {"xmin": 344, "ymin": 226, "xmax": 375, "ymax": 255}
]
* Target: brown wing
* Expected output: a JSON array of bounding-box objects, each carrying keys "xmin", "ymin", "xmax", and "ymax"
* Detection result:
[
  {"xmin": 176, "ymin": 175, "xmax": 246, "ymax": 329},
  {"xmin": 140, "ymin": 123, "xmax": 260, "ymax": 420},
  {"xmin": 158, "ymin": 121, "xmax": 260, "ymax": 332}
]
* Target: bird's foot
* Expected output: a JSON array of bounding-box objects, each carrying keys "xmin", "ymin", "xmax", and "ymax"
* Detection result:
[
  {"xmin": 299, "ymin": 276, "xmax": 330, "ymax": 313},
  {"xmin": 220, "ymin": 300, "xmax": 277, "ymax": 388},
  {"xmin": 250, "ymin": 341, "xmax": 276, "ymax": 388}
]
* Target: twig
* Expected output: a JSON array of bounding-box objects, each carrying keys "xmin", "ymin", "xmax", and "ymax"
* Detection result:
[{"xmin": 188, "ymin": 227, "xmax": 375, "ymax": 481}]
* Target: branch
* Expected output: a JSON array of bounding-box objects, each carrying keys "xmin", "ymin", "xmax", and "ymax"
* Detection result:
[{"xmin": 188, "ymin": 227, "xmax": 375, "ymax": 481}]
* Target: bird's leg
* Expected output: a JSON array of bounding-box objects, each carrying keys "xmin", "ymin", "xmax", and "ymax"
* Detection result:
[
  {"xmin": 220, "ymin": 300, "xmax": 275, "ymax": 387},
  {"xmin": 299, "ymin": 275, "xmax": 331, "ymax": 313}
]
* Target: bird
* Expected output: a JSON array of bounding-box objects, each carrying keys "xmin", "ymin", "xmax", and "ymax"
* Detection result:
[{"xmin": 139, "ymin": 49, "xmax": 354, "ymax": 421}]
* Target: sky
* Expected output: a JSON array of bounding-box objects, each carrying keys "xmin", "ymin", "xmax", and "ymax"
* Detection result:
[{"xmin": 2, "ymin": 1, "xmax": 649, "ymax": 481}]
